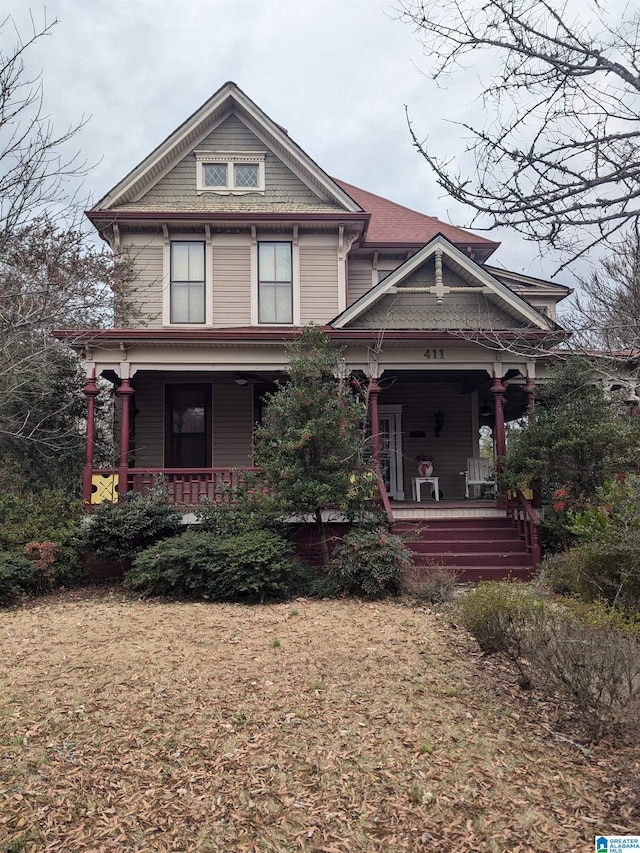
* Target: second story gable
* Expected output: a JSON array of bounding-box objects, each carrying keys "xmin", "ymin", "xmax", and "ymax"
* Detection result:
[{"xmin": 88, "ymin": 83, "xmax": 569, "ymax": 332}]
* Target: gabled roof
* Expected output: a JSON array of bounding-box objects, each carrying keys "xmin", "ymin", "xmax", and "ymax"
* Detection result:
[
  {"xmin": 333, "ymin": 179, "xmax": 500, "ymax": 261},
  {"xmin": 91, "ymin": 82, "xmax": 362, "ymax": 213},
  {"xmin": 331, "ymin": 234, "xmax": 557, "ymax": 331},
  {"xmin": 484, "ymin": 265, "xmax": 573, "ymax": 301}
]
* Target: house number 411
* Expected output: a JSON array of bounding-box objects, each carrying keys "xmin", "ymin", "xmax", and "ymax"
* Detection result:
[{"xmin": 424, "ymin": 349, "xmax": 445, "ymax": 359}]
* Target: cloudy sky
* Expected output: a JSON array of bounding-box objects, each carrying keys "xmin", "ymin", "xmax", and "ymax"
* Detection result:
[{"xmin": 4, "ymin": 0, "xmax": 578, "ymax": 288}]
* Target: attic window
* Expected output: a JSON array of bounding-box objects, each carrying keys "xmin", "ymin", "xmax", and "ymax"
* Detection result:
[{"xmin": 195, "ymin": 150, "xmax": 265, "ymax": 194}]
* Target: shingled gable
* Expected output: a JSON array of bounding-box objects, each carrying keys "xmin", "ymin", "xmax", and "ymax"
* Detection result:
[
  {"xmin": 331, "ymin": 234, "xmax": 557, "ymax": 331},
  {"xmin": 89, "ymin": 82, "xmax": 361, "ymax": 214},
  {"xmin": 333, "ymin": 179, "xmax": 499, "ymax": 262}
]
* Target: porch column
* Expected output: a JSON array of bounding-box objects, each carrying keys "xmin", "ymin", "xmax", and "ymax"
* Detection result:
[
  {"xmin": 525, "ymin": 374, "xmax": 536, "ymax": 422},
  {"xmin": 491, "ymin": 372, "xmax": 507, "ymax": 458},
  {"xmin": 491, "ymin": 372, "xmax": 507, "ymax": 502},
  {"xmin": 117, "ymin": 378, "xmax": 135, "ymax": 499},
  {"xmin": 369, "ymin": 377, "xmax": 381, "ymax": 468},
  {"xmin": 82, "ymin": 369, "xmax": 99, "ymax": 505}
]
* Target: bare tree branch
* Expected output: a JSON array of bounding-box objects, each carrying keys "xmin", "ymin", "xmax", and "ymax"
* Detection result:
[
  {"xmin": 398, "ymin": 0, "xmax": 640, "ymax": 263},
  {"xmin": 0, "ymin": 12, "xmax": 90, "ymax": 249}
]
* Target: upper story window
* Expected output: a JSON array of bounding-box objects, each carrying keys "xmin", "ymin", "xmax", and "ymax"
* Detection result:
[
  {"xmin": 170, "ymin": 241, "xmax": 205, "ymax": 323},
  {"xmin": 258, "ymin": 241, "xmax": 293, "ymax": 324},
  {"xmin": 195, "ymin": 150, "xmax": 266, "ymax": 194}
]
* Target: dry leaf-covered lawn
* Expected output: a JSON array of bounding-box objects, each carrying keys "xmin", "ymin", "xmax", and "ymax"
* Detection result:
[{"xmin": 0, "ymin": 589, "xmax": 635, "ymax": 852}]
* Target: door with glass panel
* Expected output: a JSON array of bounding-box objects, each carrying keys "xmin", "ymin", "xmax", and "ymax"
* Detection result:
[
  {"xmin": 165, "ymin": 385, "xmax": 211, "ymax": 468},
  {"xmin": 378, "ymin": 406, "xmax": 404, "ymax": 500}
]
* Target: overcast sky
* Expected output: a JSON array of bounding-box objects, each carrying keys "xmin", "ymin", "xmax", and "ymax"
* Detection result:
[{"xmin": 4, "ymin": 0, "xmax": 580, "ymax": 289}]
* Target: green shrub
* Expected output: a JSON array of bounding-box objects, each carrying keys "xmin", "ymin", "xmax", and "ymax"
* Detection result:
[
  {"xmin": 543, "ymin": 533, "xmax": 640, "ymax": 610},
  {"xmin": 525, "ymin": 605, "xmax": 640, "ymax": 738},
  {"xmin": 126, "ymin": 529, "xmax": 302, "ymax": 602},
  {"xmin": 125, "ymin": 531, "xmax": 221, "ymax": 597},
  {"xmin": 0, "ymin": 491, "xmax": 83, "ymax": 550},
  {"xmin": 0, "ymin": 551, "xmax": 36, "ymax": 604},
  {"xmin": 214, "ymin": 529, "xmax": 303, "ymax": 601},
  {"xmin": 328, "ymin": 527, "xmax": 411, "ymax": 599},
  {"xmin": 194, "ymin": 497, "xmax": 245, "ymax": 536},
  {"xmin": 456, "ymin": 581, "xmax": 547, "ymax": 685},
  {"xmin": 0, "ymin": 491, "xmax": 84, "ymax": 591},
  {"xmin": 77, "ymin": 491, "xmax": 182, "ymax": 562}
]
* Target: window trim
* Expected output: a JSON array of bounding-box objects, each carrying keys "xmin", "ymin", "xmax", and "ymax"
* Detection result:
[
  {"xmin": 251, "ymin": 236, "xmax": 299, "ymax": 327},
  {"xmin": 163, "ymin": 234, "xmax": 213, "ymax": 327},
  {"xmin": 195, "ymin": 150, "xmax": 266, "ymax": 194}
]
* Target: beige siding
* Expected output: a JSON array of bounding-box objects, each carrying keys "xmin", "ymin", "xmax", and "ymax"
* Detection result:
[
  {"xmin": 212, "ymin": 235, "xmax": 252, "ymax": 327},
  {"xmin": 299, "ymin": 237, "xmax": 339, "ymax": 323},
  {"xmin": 347, "ymin": 259, "xmax": 373, "ymax": 305},
  {"xmin": 380, "ymin": 382, "xmax": 475, "ymax": 500},
  {"xmin": 119, "ymin": 114, "xmax": 341, "ymax": 213},
  {"xmin": 212, "ymin": 383, "xmax": 254, "ymax": 466},
  {"xmin": 132, "ymin": 374, "xmax": 165, "ymax": 466},
  {"xmin": 123, "ymin": 242, "xmax": 164, "ymax": 328},
  {"xmin": 132, "ymin": 374, "xmax": 254, "ymax": 468}
]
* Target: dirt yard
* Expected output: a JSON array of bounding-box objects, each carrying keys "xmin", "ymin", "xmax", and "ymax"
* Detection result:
[{"xmin": 0, "ymin": 589, "xmax": 636, "ymax": 852}]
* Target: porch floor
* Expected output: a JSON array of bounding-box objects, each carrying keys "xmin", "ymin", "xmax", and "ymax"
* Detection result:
[{"xmin": 390, "ymin": 499, "xmax": 503, "ymax": 521}]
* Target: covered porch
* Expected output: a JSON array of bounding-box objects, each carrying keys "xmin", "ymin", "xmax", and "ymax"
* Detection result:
[{"xmin": 81, "ymin": 361, "xmax": 535, "ymax": 509}]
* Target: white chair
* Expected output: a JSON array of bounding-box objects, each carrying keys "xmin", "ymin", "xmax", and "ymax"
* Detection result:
[
  {"xmin": 412, "ymin": 476, "xmax": 440, "ymax": 501},
  {"xmin": 461, "ymin": 458, "xmax": 495, "ymax": 499}
]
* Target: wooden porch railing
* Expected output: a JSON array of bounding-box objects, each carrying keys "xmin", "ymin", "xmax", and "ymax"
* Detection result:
[
  {"xmin": 90, "ymin": 467, "xmax": 259, "ymax": 507},
  {"xmin": 505, "ymin": 487, "xmax": 541, "ymax": 569}
]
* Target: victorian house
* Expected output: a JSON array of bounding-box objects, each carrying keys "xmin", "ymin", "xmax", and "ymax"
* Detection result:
[{"xmin": 55, "ymin": 82, "xmax": 571, "ymax": 576}]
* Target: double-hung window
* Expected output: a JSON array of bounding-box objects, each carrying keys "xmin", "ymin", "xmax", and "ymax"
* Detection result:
[
  {"xmin": 170, "ymin": 241, "xmax": 205, "ymax": 324},
  {"xmin": 258, "ymin": 241, "xmax": 293, "ymax": 324}
]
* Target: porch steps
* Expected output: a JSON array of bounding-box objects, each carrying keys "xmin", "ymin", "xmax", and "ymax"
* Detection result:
[{"xmin": 393, "ymin": 516, "xmax": 534, "ymax": 582}]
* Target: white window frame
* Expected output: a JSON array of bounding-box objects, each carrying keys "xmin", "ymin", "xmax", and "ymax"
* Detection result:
[
  {"xmin": 250, "ymin": 233, "xmax": 300, "ymax": 327},
  {"xmin": 195, "ymin": 150, "xmax": 266, "ymax": 194},
  {"xmin": 163, "ymin": 232, "xmax": 213, "ymax": 327}
]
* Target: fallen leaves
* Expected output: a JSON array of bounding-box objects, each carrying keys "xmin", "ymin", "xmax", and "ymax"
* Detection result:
[{"xmin": 0, "ymin": 590, "xmax": 635, "ymax": 851}]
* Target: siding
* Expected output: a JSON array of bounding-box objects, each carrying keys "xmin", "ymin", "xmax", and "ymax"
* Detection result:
[
  {"xmin": 380, "ymin": 382, "xmax": 475, "ymax": 501},
  {"xmin": 123, "ymin": 242, "xmax": 164, "ymax": 328},
  {"xmin": 212, "ymin": 382, "xmax": 254, "ymax": 466},
  {"xmin": 132, "ymin": 374, "xmax": 166, "ymax": 466},
  {"xmin": 118, "ymin": 114, "xmax": 341, "ymax": 213},
  {"xmin": 212, "ymin": 234, "xmax": 252, "ymax": 327},
  {"xmin": 299, "ymin": 237, "xmax": 339, "ymax": 323},
  {"xmin": 347, "ymin": 259, "xmax": 373, "ymax": 305},
  {"xmin": 131, "ymin": 374, "xmax": 254, "ymax": 468}
]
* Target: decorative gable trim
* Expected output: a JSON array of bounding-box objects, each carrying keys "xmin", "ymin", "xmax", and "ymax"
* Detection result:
[
  {"xmin": 93, "ymin": 82, "xmax": 362, "ymax": 213},
  {"xmin": 331, "ymin": 234, "xmax": 556, "ymax": 331}
]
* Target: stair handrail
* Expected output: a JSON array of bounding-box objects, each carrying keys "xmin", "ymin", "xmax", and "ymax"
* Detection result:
[
  {"xmin": 374, "ymin": 466, "xmax": 394, "ymax": 524},
  {"xmin": 506, "ymin": 488, "xmax": 541, "ymax": 568}
]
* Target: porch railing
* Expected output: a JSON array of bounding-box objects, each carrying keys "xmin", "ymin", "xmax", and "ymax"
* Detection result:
[
  {"xmin": 90, "ymin": 467, "xmax": 259, "ymax": 507},
  {"xmin": 505, "ymin": 487, "xmax": 541, "ymax": 569}
]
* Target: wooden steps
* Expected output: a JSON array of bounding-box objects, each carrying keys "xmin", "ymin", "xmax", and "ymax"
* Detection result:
[{"xmin": 393, "ymin": 516, "xmax": 534, "ymax": 582}]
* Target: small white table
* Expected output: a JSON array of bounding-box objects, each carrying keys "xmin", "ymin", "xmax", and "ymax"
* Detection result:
[{"xmin": 412, "ymin": 477, "xmax": 440, "ymax": 502}]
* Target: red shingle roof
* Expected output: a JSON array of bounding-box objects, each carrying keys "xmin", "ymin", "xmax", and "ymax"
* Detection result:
[{"xmin": 333, "ymin": 178, "xmax": 499, "ymax": 261}]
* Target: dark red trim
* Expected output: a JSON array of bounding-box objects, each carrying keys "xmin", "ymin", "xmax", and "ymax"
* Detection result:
[
  {"xmin": 87, "ymin": 210, "xmax": 370, "ymax": 225},
  {"xmin": 54, "ymin": 326, "xmax": 566, "ymax": 344},
  {"xmin": 117, "ymin": 378, "xmax": 135, "ymax": 490}
]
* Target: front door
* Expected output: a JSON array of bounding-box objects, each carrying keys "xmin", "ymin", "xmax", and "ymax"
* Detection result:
[
  {"xmin": 165, "ymin": 384, "xmax": 212, "ymax": 468},
  {"xmin": 378, "ymin": 406, "xmax": 404, "ymax": 500}
]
